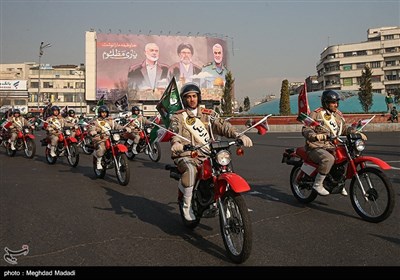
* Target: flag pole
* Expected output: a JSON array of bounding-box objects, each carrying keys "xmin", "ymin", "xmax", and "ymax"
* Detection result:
[
  {"xmin": 237, "ymin": 114, "xmax": 272, "ymax": 137},
  {"xmin": 357, "ymin": 115, "xmax": 375, "ymax": 132},
  {"xmin": 149, "ymin": 120, "xmax": 190, "ymax": 143}
]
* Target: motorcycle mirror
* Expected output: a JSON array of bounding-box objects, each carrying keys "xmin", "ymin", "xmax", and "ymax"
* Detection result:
[{"xmin": 236, "ymin": 147, "xmax": 244, "ymax": 156}]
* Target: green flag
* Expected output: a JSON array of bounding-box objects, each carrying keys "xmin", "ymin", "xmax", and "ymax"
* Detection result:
[{"xmin": 150, "ymin": 77, "xmax": 183, "ymax": 143}]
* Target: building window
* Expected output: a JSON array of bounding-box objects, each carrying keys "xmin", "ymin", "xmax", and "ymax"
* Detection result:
[
  {"xmin": 356, "ymin": 63, "xmax": 365, "ymax": 69},
  {"xmin": 343, "ymin": 78, "xmax": 353, "ymax": 86},
  {"xmin": 386, "ymin": 60, "xmax": 396, "ymax": 67},
  {"xmin": 385, "ymin": 47, "xmax": 396, "ymax": 53},
  {"xmin": 371, "ymin": 49, "xmax": 380, "ymax": 54},
  {"xmin": 343, "ymin": 64, "xmax": 352, "ymax": 71},
  {"xmin": 64, "ymin": 93, "xmax": 74, "ymax": 102},
  {"xmin": 14, "ymin": 99, "xmax": 27, "ymax": 105},
  {"xmin": 384, "ymin": 35, "xmax": 394, "ymax": 40},
  {"xmin": 43, "ymin": 82, "xmax": 53, "ymax": 88},
  {"xmin": 30, "ymin": 81, "xmax": 38, "ymax": 88},
  {"xmin": 48, "ymin": 93, "xmax": 58, "ymax": 103},
  {"xmin": 371, "ymin": 76, "xmax": 381, "ymax": 83},
  {"xmin": 370, "ymin": 61, "xmax": 381, "ymax": 68}
]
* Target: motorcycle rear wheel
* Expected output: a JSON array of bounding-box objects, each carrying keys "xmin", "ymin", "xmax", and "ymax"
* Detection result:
[
  {"xmin": 350, "ymin": 167, "xmax": 395, "ymax": 223},
  {"xmin": 219, "ymin": 190, "xmax": 252, "ymax": 264},
  {"xmin": 290, "ymin": 166, "xmax": 317, "ymax": 203},
  {"xmin": 115, "ymin": 153, "xmax": 130, "ymax": 186},
  {"xmin": 24, "ymin": 138, "xmax": 36, "ymax": 158}
]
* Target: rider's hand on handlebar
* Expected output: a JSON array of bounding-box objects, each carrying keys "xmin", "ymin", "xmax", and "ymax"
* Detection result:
[
  {"xmin": 315, "ymin": 134, "xmax": 327, "ymax": 141},
  {"xmin": 171, "ymin": 142, "xmax": 184, "ymax": 153},
  {"xmin": 358, "ymin": 132, "xmax": 368, "ymax": 141},
  {"xmin": 90, "ymin": 130, "xmax": 97, "ymax": 136},
  {"xmin": 124, "ymin": 127, "xmax": 132, "ymax": 133},
  {"xmin": 237, "ymin": 134, "xmax": 253, "ymax": 147}
]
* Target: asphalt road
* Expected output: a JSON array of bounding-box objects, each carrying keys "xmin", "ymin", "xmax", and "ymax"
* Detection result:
[{"xmin": 0, "ymin": 131, "xmax": 399, "ymax": 269}]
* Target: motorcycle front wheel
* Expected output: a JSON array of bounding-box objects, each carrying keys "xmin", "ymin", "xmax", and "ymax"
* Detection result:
[
  {"xmin": 81, "ymin": 137, "xmax": 94, "ymax": 155},
  {"xmin": 219, "ymin": 190, "xmax": 252, "ymax": 264},
  {"xmin": 93, "ymin": 156, "xmax": 106, "ymax": 178},
  {"xmin": 115, "ymin": 153, "xmax": 130, "ymax": 186},
  {"xmin": 290, "ymin": 166, "xmax": 317, "ymax": 203},
  {"xmin": 66, "ymin": 143, "xmax": 79, "ymax": 167},
  {"xmin": 24, "ymin": 138, "xmax": 36, "ymax": 158},
  {"xmin": 350, "ymin": 167, "xmax": 395, "ymax": 223},
  {"xmin": 148, "ymin": 142, "xmax": 161, "ymax": 162},
  {"xmin": 45, "ymin": 147, "xmax": 57, "ymax": 164}
]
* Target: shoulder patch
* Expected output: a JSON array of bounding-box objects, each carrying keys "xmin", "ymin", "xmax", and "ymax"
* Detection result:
[
  {"xmin": 335, "ymin": 109, "xmax": 343, "ymax": 116},
  {"xmin": 200, "ymin": 108, "xmax": 213, "ymax": 115},
  {"xmin": 315, "ymin": 107, "xmax": 323, "ymax": 113},
  {"xmin": 202, "ymin": 62, "xmax": 212, "ymax": 68},
  {"xmin": 173, "ymin": 109, "xmax": 185, "ymax": 115}
]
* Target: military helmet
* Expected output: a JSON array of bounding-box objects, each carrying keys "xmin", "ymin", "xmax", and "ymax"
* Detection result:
[
  {"xmin": 180, "ymin": 83, "xmax": 201, "ymax": 107},
  {"xmin": 321, "ymin": 90, "xmax": 340, "ymax": 110},
  {"xmin": 98, "ymin": 105, "xmax": 109, "ymax": 117},
  {"xmin": 68, "ymin": 109, "xmax": 75, "ymax": 117},
  {"xmin": 13, "ymin": 108, "xmax": 21, "ymax": 115},
  {"xmin": 51, "ymin": 106, "xmax": 60, "ymax": 115},
  {"xmin": 131, "ymin": 106, "xmax": 140, "ymax": 114}
]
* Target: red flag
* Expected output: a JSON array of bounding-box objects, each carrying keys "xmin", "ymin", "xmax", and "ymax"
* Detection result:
[{"xmin": 298, "ymin": 82, "xmax": 310, "ymax": 115}]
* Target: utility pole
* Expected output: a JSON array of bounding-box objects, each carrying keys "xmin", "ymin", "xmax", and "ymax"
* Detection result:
[{"xmin": 37, "ymin": 42, "xmax": 52, "ymax": 112}]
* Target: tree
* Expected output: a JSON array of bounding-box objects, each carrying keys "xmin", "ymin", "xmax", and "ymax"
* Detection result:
[
  {"xmin": 279, "ymin": 79, "xmax": 291, "ymax": 115},
  {"xmin": 358, "ymin": 65, "xmax": 373, "ymax": 113},
  {"xmin": 239, "ymin": 106, "xmax": 243, "ymax": 113},
  {"xmin": 221, "ymin": 71, "xmax": 234, "ymax": 115},
  {"xmin": 243, "ymin": 96, "xmax": 250, "ymax": 111}
]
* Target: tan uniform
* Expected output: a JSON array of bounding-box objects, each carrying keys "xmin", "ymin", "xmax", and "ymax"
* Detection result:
[
  {"xmin": 45, "ymin": 115, "xmax": 73, "ymax": 146},
  {"xmin": 302, "ymin": 107, "xmax": 354, "ymax": 174},
  {"xmin": 90, "ymin": 117, "xmax": 125, "ymax": 157},
  {"xmin": 169, "ymin": 107, "xmax": 238, "ymax": 187},
  {"xmin": 125, "ymin": 114, "xmax": 151, "ymax": 144},
  {"xmin": 7, "ymin": 116, "xmax": 30, "ymax": 141}
]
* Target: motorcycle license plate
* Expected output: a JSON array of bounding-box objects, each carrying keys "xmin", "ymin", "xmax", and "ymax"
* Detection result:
[{"xmin": 301, "ymin": 162, "xmax": 317, "ymax": 176}]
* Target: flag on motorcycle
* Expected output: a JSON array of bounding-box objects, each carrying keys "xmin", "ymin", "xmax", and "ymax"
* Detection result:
[
  {"xmin": 92, "ymin": 94, "xmax": 106, "ymax": 116},
  {"xmin": 298, "ymin": 82, "xmax": 310, "ymax": 116},
  {"xmin": 60, "ymin": 106, "xmax": 69, "ymax": 118},
  {"xmin": 245, "ymin": 118, "xmax": 268, "ymax": 135},
  {"xmin": 150, "ymin": 77, "xmax": 183, "ymax": 144},
  {"xmin": 351, "ymin": 115, "xmax": 375, "ymax": 131},
  {"xmin": 114, "ymin": 94, "xmax": 129, "ymax": 112},
  {"xmin": 297, "ymin": 112, "xmax": 320, "ymax": 127},
  {"xmin": 42, "ymin": 102, "xmax": 52, "ymax": 120}
]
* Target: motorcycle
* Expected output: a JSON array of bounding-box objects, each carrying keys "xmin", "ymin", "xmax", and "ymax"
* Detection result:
[
  {"xmin": 93, "ymin": 129, "xmax": 130, "ymax": 186},
  {"xmin": 75, "ymin": 120, "xmax": 94, "ymax": 155},
  {"xmin": 41, "ymin": 127, "xmax": 80, "ymax": 167},
  {"xmin": 282, "ymin": 133, "xmax": 395, "ymax": 223},
  {"xmin": 123, "ymin": 124, "xmax": 161, "ymax": 162},
  {"xmin": 165, "ymin": 139, "xmax": 252, "ymax": 264},
  {"xmin": 3, "ymin": 124, "xmax": 36, "ymax": 158}
]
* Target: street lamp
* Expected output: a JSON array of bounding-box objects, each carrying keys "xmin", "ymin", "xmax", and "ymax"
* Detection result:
[{"xmin": 37, "ymin": 42, "xmax": 52, "ymax": 112}]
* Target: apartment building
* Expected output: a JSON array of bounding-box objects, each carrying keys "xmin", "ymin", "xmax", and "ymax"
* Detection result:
[
  {"xmin": 316, "ymin": 26, "xmax": 400, "ymax": 94},
  {"xmin": 0, "ymin": 63, "xmax": 86, "ymax": 114}
]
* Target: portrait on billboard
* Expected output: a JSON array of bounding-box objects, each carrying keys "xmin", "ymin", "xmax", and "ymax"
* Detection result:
[{"xmin": 95, "ymin": 33, "xmax": 229, "ymax": 102}]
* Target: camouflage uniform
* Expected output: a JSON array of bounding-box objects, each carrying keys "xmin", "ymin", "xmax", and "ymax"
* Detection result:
[
  {"xmin": 125, "ymin": 114, "xmax": 152, "ymax": 144},
  {"xmin": 7, "ymin": 115, "xmax": 30, "ymax": 142},
  {"xmin": 45, "ymin": 115, "xmax": 73, "ymax": 146}
]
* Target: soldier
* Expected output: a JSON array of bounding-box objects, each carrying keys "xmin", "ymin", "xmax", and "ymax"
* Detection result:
[
  {"xmin": 7, "ymin": 109, "xmax": 31, "ymax": 150},
  {"xmin": 125, "ymin": 106, "xmax": 152, "ymax": 154}
]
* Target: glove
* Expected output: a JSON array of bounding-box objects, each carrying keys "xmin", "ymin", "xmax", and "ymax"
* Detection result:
[
  {"xmin": 171, "ymin": 142, "xmax": 184, "ymax": 153},
  {"xmin": 316, "ymin": 134, "xmax": 327, "ymax": 141},
  {"xmin": 124, "ymin": 127, "xmax": 132, "ymax": 133},
  {"xmin": 90, "ymin": 130, "xmax": 97, "ymax": 136},
  {"xmin": 238, "ymin": 134, "xmax": 253, "ymax": 147},
  {"xmin": 358, "ymin": 132, "xmax": 367, "ymax": 141}
]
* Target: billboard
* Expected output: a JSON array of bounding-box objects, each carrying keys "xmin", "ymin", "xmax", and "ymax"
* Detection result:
[{"xmin": 96, "ymin": 33, "xmax": 229, "ymax": 102}]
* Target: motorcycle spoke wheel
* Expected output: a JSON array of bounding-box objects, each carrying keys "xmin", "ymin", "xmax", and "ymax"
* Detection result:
[
  {"xmin": 115, "ymin": 153, "xmax": 130, "ymax": 186},
  {"xmin": 148, "ymin": 142, "xmax": 161, "ymax": 162},
  {"xmin": 350, "ymin": 167, "xmax": 395, "ymax": 223},
  {"xmin": 24, "ymin": 138, "xmax": 36, "ymax": 158},
  {"xmin": 45, "ymin": 148, "xmax": 57, "ymax": 164},
  {"xmin": 219, "ymin": 190, "xmax": 252, "ymax": 264},
  {"xmin": 6, "ymin": 143, "xmax": 16, "ymax": 157},
  {"xmin": 82, "ymin": 138, "xmax": 93, "ymax": 155},
  {"xmin": 290, "ymin": 166, "xmax": 317, "ymax": 203},
  {"xmin": 67, "ymin": 143, "xmax": 79, "ymax": 167},
  {"xmin": 93, "ymin": 156, "xmax": 106, "ymax": 178}
]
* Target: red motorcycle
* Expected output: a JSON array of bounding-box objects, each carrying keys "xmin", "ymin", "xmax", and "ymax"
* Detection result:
[
  {"xmin": 75, "ymin": 120, "xmax": 94, "ymax": 155},
  {"xmin": 2, "ymin": 122, "xmax": 36, "ymax": 158},
  {"xmin": 123, "ymin": 124, "xmax": 161, "ymax": 162},
  {"xmin": 282, "ymin": 133, "xmax": 395, "ymax": 223},
  {"xmin": 93, "ymin": 129, "xmax": 130, "ymax": 186},
  {"xmin": 41, "ymin": 127, "xmax": 80, "ymax": 167},
  {"xmin": 166, "ymin": 139, "xmax": 252, "ymax": 264}
]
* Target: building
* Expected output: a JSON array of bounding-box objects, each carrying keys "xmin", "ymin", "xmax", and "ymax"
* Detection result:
[
  {"xmin": 316, "ymin": 26, "xmax": 400, "ymax": 95},
  {"xmin": 0, "ymin": 63, "xmax": 87, "ymax": 115}
]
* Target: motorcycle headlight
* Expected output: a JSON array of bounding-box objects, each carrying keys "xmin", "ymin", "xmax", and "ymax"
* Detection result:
[
  {"xmin": 113, "ymin": 133, "xmax": 121, "ymax": 141},
  {"xmin": 355, "ymin": 139, "xmax": 365, "ymax": 152},
  {"xmin": 65, "ymin": 129, "xmax": 71, "ymax": 136},
  {"xmin": 216, "ymin": 150, "xmax": 231, "ymax": 166},
  {"xmin": 24, "ymin": 128, "xmax": 30, "ymax": 134},
  {"xmin": 83, "ymin": 126, "xmax": 87, "ymax": 131},
  {"xmin": 146, "ymin": 127, "xmax": 152, "ymax": 134}
]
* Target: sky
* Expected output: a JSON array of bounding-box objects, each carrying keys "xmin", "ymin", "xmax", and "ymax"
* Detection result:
[{"xmin": 0, "ymin": 0, "xmax": 399, "ymax": 103}]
